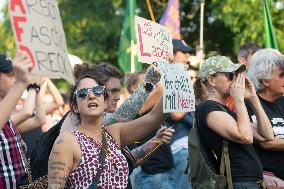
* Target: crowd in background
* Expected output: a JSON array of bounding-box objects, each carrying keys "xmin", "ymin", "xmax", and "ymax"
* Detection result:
[{"xmin": 0, "ymin": 39, "xmax": 283, "ymax": 189}]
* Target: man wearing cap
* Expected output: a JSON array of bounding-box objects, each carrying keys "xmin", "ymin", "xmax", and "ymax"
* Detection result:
[
  {"xmin": 0, "ymin": 53, "xmax": 33, "ymax": 188},
  {"xmin": 172, "ymin": 39, "xmax": 196, "ymax": 69}
]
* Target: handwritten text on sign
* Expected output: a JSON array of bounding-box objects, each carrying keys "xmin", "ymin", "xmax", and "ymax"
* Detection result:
[
  {"xmin": 135, "ymin": 16, "xmax": 173, "ymax": 64},
  {"xmin": 9, "ymin": 0, "xmax": 74, "ymax": 84},
  {"xmin": 157, "ymin": 62, "xmax": 195, "ymax": 113}
]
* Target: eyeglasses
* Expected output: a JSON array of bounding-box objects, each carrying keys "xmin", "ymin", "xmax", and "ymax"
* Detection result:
[
  {"xmin": 75, "ymin": 86, "xmax": 105, "ymax": 100},
  {"xmin": 217, "ymin": 72, "xmax": 235, "ymax": 81}
]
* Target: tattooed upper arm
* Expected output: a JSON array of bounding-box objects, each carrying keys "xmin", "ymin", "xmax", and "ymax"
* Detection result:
[
  {"xmin": 48, "ymin": 134, "xmax": 74, "ymax": 189},
  {"xmin": 103, "ymin": 65, "xmax": 161, "ymax": 126}
]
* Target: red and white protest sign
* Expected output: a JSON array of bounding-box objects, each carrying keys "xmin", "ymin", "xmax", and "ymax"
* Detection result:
[
  {"xmin": 135, "ymin": 16, "xmax": 173, "ymax": 64},
  {"xmin": 9, "ymin": 0, "xmax": 74, "ymax": 84}
]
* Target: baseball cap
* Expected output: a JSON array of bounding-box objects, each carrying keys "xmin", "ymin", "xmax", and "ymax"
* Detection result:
[
  {"xmin": 199, "ymin": 55, "xmax": 246, "ymax": 82},
  {"xmin": 0, "ymin": 54, "xmax": 13, "ymax": 73},
  {"xmin": 172, "ymin": 39, "xmax": 196, "ymax": 54}
]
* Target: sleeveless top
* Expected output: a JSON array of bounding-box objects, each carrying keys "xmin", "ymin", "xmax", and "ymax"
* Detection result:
[{"xmin": 65, "ymin": 130, "xmax": 129, "ymax": 189}]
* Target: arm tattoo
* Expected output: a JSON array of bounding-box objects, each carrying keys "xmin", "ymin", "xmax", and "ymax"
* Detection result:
[
  {"xmin": 103, "ymin": 66, "xmax": 161, "ymax": 126},
  {"xmin": 144, "ymin": 65, "xmax": 161, "ymax": 85},
  {"xmin": 103, "ymin": 85, "xmax": 149, "ymax": 125},
  {"xmin": 48, "ymin": 160, "xmax": 67, "ymax": 187},
  {"xmin": 131, "ymin": 138, "xmax": 162, "ymax": 166}
]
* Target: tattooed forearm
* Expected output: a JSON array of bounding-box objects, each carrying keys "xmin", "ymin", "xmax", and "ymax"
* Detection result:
[
  {"xmin": 131, "ymin": 138, "xmax": 162, "ymax": 166},
  {"xmin": 103, "ymin": 65, "xmax": 161, "ymax": 126},
  {"xmin": 103, "ymin": 84, "xmax": 150, "ymax": 125},
  {"xmin": 144, "ymin": 64, "xmax": 161, "ymax": 85}
]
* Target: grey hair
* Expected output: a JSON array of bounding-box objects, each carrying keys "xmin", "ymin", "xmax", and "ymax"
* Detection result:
[{"xmin": 248, "ymin": 48, "xmax": 284, "ymax": 92}]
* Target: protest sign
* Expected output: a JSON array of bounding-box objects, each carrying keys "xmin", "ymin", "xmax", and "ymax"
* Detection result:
[
  {"xmin": 135, "ymin": 16, "xmax": 173, "ymax": 64},
  {"xmin": 9, "ymin": 0, "xmax": 74, "ymax": 84},
  {"xmin": 157, "ymin": 61, "xmax": 195, "ymax": 113}
]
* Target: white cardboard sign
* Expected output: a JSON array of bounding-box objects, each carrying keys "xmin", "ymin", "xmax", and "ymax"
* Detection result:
[
  {"xmin": 157, "ymin": 61, "xmax": 195, "ymax": 113},
  {"xmin": 135, "ymin": 16, "xmax": 173, "ymax": 64},
  {"xmin": 9, "ymin": 0, "xmax": 74, "ymax": 84}
]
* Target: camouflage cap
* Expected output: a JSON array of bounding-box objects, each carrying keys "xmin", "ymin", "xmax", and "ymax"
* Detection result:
[{"xmin": 199, "ymin": 55, "xmax": 246, "ymax": 82}]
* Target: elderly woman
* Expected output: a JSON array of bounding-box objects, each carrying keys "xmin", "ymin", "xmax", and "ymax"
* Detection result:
[
  {"xmin": 193, "ymin": 55, "xmax": 274, "ymax": 189},
  {"xmin": 247, "ymin": 48, "xmax": 284, "ymax": 187}
]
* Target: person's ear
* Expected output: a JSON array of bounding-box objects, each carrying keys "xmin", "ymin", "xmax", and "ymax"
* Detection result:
[
  {"xmin": 262, "ymin": 79, "xmax": 270, "ymax": 87},
  {"xmin": 73, "ymin": 105, "xmax": 79, "ymax": 113},
  {"xmin": 105, "ymin": 101, "xmax": 108, "ymax": 109},
  {"xmin": 207, "ymin": 75, "xmax": 216, "ymax": 88}
]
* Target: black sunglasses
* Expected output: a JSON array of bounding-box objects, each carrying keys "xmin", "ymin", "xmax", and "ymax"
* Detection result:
[
  {"xmin": 75, "ymin": 86, "xmax": 105, "ymax": 100},
  {"xmin": 216, "ymin": 72, "xmax": 235, "ymax": 81}
]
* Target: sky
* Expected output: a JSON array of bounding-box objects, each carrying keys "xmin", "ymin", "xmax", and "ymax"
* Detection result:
[{"xmin": 0, "ymin": 0, "xmax": 6, "ymax": 20}]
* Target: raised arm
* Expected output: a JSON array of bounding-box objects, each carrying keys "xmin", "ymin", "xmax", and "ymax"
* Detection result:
[
  {"xmin": 10, "ymin": 88, "xmax": 36, "ymax": 126},
  {"xmin": 0, "ymin": 52, "xmax": 33, "ymax": 129},
  {"xmin": 44, "ymin": 78, "xmax": 64, "ymax": 114},
  {"xmin": 244, "ymin": 77, "xmax": 274, "ymax": 142},
  {"xmin": 108, "ymin": 96, "xmax": 164, "ymax": 147},
  {"xmin": 17, "ymin": 90, "xmax": 47, "ymax": 134},
  {"xmin": 103, "ymin": 64, "xmax": 161, "ymax": 125},
  {"xmin": 206, "ymin": 74, "xmax": 253, "ymax": 144}
]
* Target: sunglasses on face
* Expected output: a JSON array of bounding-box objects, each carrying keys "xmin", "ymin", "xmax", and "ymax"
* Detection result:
[{"xmin": 75, "ymin": 86, "xmax": 105, "ymax": 100}]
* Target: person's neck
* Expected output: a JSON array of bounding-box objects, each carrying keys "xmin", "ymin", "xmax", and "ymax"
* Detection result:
[
  {"xmin": 80, "ymin": 116, "xmax": 103, "ymax": 132},
  {"xmin": 208, "ymin": 93, "xmax": 228, "ymax": 105},
  {"xmin": 258, "ymin": 90, "xmax": 282, "ymax": 102}
]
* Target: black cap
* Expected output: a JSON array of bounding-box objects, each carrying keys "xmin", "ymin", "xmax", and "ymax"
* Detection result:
[
  {"xmin": 0, "ymin": 54, "xmax": 13, "ymax": 73},
  {"xmin": 172, "ymin": 39, "xmax": 196, "ymax": 54}
]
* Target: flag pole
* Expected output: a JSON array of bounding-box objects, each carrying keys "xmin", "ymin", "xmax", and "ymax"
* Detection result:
[
  {"xmin": 146, "ymin": 0, "xmax": 156, "ymax": 22},
  {"xmin": 199, "ymin": 0, "xmax": 205, "ymax": 68}
]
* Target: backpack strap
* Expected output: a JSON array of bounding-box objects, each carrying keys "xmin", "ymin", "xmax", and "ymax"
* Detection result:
[
  {"xmin": 216, "ymin": 103, "xmax": 233, "ymax": 189},
  {"xmin": 94, "ymin": 130, "xmax": 108, "ymax": 184},
  {"xmin": 220, "ymin": 141, "xmax": 233, "ymax": 189}
]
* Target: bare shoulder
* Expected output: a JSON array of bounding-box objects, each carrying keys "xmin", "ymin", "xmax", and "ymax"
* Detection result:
[{"xmin": 52, "ymin": 130, "xmax": 78, "ymax": 151}]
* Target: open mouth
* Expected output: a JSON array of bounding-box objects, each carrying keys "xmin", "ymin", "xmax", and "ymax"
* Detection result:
[{"xmin": 88, "ymin": 102, "xmax": 98, "ymax": 109}]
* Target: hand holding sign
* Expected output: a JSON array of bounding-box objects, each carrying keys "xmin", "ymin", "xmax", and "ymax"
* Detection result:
[
  {"xmin": 157, "ymin": 61, "xmax": 195, "ymax": 113},
  {"xmin": 135, "ymin": 16, "xmax": 173, "ymax": 64}
]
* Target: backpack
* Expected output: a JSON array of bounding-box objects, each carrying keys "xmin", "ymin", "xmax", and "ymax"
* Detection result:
[{"xmin": 188, "ymin": 115, "xmax": 233, "ymax": 189}]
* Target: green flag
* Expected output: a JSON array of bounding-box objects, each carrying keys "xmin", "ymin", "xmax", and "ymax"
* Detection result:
[
  {"xmin": 263, "ymin": 0, "xmax": 278, "ymax": 49},
  {"xmin": 118, "ymin": 0, "xmax": 142, "ymax": 73}
]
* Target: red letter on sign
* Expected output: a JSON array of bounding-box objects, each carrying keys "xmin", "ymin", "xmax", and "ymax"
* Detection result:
[
  {"xmin": 13, "ymin": 16, "xmax": 26, "ymax": 42},
  {"xmin": 19, "ymin": 45, "xmax": 35, "ymax": 67},
  {"xmin": 137, "ymin": 24, "xmax": 151, "ymax": 57},
  {"xmin": 10, "ymin": 0, "xmax": 26, "ymax": 14}
]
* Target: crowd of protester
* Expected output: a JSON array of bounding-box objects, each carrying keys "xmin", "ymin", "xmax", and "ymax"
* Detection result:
[{"xmin": 0, "ymin": 39, "xmax": 284, "ymax": 189}]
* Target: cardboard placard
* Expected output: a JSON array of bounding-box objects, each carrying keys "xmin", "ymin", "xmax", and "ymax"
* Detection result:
[
  {"xmin": 135, "ymin": 16, "xmax": 173, "ymax": 64},
  {"xmin": 157, "ymin": 61, "xmax": 195, "ymax": 113},
  {"xmin": 9, "ymin": 0, "xmax": 74, "ymax": 84}
]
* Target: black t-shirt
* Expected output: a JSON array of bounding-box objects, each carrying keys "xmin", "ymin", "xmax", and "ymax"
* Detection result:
[
  {"xmin": 196, "ymin": 100, "xmax": 263, "ymax": 182},
  {"xmin": 246, "ymin": 96, "xmax": 284, "ymax": 180}
]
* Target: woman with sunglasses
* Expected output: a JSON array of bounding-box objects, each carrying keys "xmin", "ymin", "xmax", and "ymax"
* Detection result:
[
  {"xmin": 193, "ymin": 56, "xmax": 274, "ymax": 189},
  {"xmin": 48, "ymin": 72, "xmax": 166, "ymax": 188}
]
